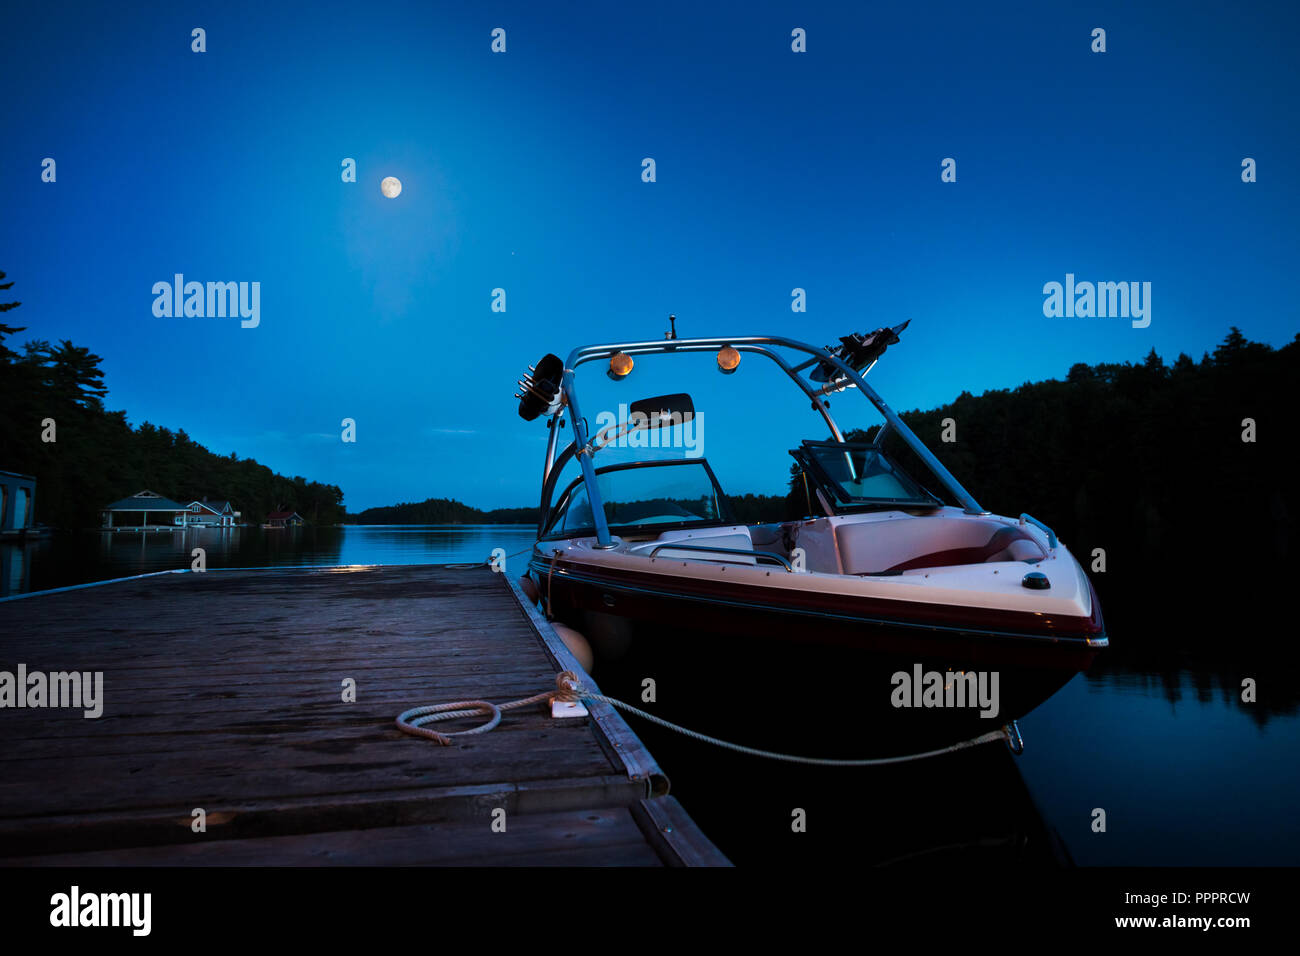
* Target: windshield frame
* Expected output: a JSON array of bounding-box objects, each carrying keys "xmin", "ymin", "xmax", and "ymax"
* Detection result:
[
  {"xmin": 792, "ymin": 439, "xmax": 943, "ymax": 512},
  {"xmin": 540, "ymin": 458, "xmax": 738, "ymax": 541},
  {"xmin": 536, "ymin": 334, "xmax": 988, "ymax": 545}
]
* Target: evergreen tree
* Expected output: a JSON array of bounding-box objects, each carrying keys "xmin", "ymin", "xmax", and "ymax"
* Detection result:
[{"xmin": 0, "ymin": 269, "xmax": 347, "ymax": 527}]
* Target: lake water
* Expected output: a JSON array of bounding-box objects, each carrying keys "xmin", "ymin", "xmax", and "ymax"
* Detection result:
[
  {"xmin": 1, "ymin": 525, "xmax": 539, "ymax": 596},
  {"xmin": 1016, "ymin": 660, "xmax": 1300, "ymax": 866},
  {"xmin": 3, "ymin": 527, "xmax": 1295, "ymax": 867}
]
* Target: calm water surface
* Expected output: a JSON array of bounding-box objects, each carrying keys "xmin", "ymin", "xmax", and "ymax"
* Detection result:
[
  {"xmin": 1, "ymin": 525, "xmax": 537, "ymax": 596},
  {"xmin": 1016, "ymin": 661, "xmax": 1300, "ymax": 866},
  {"xmin": 3, "ymin": 529, "xmax": 1295, "ymax": 866}
]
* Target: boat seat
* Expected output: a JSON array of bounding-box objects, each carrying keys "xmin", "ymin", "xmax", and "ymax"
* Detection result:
[
  {"xmin": 883, "ymin": 525, "xmax": 1044, "ymax": 572},
  {"xmin": 627, "ymin": 527, "xmax": 758, "ymax": 565},
  {"xmin": 837, "ymin": 517, "xmax": 1045, "ymax": 575}
]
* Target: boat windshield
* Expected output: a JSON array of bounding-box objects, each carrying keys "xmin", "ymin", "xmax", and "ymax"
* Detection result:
[
  {"xmin": 544, "ymin": 460, "xmax": 735, "ymax": 537},
  {"xmin": 793, "ymin": 440, "xmax": 941, "ymax": 510}
]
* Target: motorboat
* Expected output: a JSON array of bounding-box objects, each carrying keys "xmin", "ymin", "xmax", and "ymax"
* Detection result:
[{"xmin": 515, "ymin": 321, "xmax": 1107, "ymax": 747}]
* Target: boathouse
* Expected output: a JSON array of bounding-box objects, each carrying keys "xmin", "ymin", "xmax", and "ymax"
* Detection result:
[
  {"xmin": 265, "ymin": 510, "xmax": 304, "ymax": 528},
  {"xmin": 0, "ymin": 471, "xmax": 37, "ymax": 537},
  {"xmin": 183, "ymin": 498, "xmax": 239, "ymax": 527},
  {"xmin": 101, "ymin": 490, "xmax": 189, "ymax": 530}
]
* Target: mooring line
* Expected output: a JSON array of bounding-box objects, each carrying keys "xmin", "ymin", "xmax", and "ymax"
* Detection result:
[
  {"xmin": 396, "ymin": 672, "xmax": 1018, "ymax": 765},
  {"xmin": 580, "ymin": 689, "xmax": 1014, "ymax": 767},
  {"xmin": 545, "ymin": 550, "xmax": 560, "ymax": 620}
]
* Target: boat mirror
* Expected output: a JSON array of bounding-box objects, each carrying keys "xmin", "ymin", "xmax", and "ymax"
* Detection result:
[{"xmin": 628, "ymin": 392, "xmax": 695, "ymax": 429}]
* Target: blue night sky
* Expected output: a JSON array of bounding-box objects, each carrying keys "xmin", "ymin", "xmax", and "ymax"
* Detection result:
[{"xmin": 2, "ymin": 1, "xmax": 1296, "ymax": 510}]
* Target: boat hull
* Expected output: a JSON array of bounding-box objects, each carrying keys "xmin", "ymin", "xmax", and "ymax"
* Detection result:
[
  {"xmin": 532, "ymin": 553, "xmax": 1104, "ymax": 664},
  {"xmin": 530, "ymin": 554, "xmax": 1104, "ymax": 751}
]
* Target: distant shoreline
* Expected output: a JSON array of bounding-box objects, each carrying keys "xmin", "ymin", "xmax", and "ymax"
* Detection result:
[{"xmin": 337, "ymin": 522, "xmax": 536, "ymax": 528}]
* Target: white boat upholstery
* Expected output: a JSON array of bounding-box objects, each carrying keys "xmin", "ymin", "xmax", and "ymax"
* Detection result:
[
  {"xmin": 787, "ymin": 518, "xmax": 842, "ymax": 574},
  {"xmin": 836, "ymin": 515, "xmax": 1045, "ymax": 574},
  {"xmin": 627, "ymin": 526, "xmax": 757, "ymax": 565}
]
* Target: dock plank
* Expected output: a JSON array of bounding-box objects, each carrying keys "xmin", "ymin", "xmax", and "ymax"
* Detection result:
[
  {"xmin": 0, "ymin": 565, "xmax": 728, "ymax": 866},
  {"xmin": 5, "ymin": 806, "xmax": 663, "ymax": 867}
]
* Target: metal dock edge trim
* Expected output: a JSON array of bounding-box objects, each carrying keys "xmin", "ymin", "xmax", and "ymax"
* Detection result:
[
  {"xmin": 501, "ymin": 570, "xmax": 671, "ymax": 798},
  {"xmin": 0, "ymin": 563, "xmax": 475, "ymax": 603},
  {"xmin": 631, "ymin": 796, "xmax": 733, "ymax": 868},
  {"xmin": 0, "ymin": 568, "xmax": 189, "ymax": 602}
]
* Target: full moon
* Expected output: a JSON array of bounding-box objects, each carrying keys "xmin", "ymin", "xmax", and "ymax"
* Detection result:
[{"xmin": 381, "ymin": 176, "xmax": 402, "ymax": 199}]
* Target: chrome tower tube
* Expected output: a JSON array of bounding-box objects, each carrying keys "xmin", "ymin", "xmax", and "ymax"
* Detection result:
[{"xmin": 550, "ymin": 334, "xmax": 986, "ymax": 545}]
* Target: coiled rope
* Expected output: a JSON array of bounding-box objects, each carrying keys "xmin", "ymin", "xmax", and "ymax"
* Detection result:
[
  {"xmin": 396, "ymin": 671, "xmax": 1017, "ymax": 765},
  {"xmin": 393, "ymin": 671, "xmax": 581, "ymax": 745}
]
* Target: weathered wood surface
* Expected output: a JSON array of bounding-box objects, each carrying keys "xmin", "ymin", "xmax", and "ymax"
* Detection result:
[
  {"xmin": 3, "ymin": 806, "xmax": 666, "ymax": 867},
  {"xmin": 0, "ymin": 565, "xmax": 728, "ymax": 865},
  {"xmin": 504, "ymin": 571, "xmax": 670, "ymax": 795}
]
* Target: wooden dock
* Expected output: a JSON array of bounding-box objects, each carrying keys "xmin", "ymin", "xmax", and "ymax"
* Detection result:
[{"xmin": 0, "ymin": 565, "xmax": 729, "ymax": 866}]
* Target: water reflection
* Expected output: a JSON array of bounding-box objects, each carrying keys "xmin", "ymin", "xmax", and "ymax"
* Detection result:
[
  {"xmin": 0, "ymin": 540, "xmax": 33, "ymax": 594},
  {"xmin": 1, "ymin": 525, "xmax": 538, "ymax": 596},
  {"xmin": 1084, "ymin": 658, "xmax": 1300, "ymax": 726},
  {"xmin": 622, "ymin": 699, "xmax": 1062, "ymax": 868},
  {"xmin": 1016, "ymin": 665, "xmax": 1300, "ymax": 866}
]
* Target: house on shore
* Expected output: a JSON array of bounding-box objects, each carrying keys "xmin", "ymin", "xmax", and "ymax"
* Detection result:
[
  {"xmin": 101, "ymin": 490, "xmax": 190, "ymax": 531},
  {"xmin": 265, "ymin": 511, "xmax": 304, "ymax": 529},
  {"xmin": 183, "ymin": 498, "xmax": 239, "ymax": 528},
  {"xmin": 0, "ymin": 471, "xmax": 38, "ymax": 538}
]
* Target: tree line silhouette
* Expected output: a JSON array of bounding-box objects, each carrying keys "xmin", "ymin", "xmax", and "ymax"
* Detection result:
[
  {"xmin": 0, "ymin": 271, "xmax": 345, "ymax": 528},
  {"xmin": 879, "ymin": 328, "xmax": 1296, "ymax": 580},
  {"xmin": 347, "ymin": 498, "xmax": 537, "ymax": 525}
]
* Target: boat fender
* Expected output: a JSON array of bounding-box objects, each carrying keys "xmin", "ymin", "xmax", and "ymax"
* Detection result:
[
  {"xmin": 550, "ymin": 622, "xmax": 595, "ymax": 674},
  {"xmin": 519, "ymin": 574, "xmax": 541, "ymax": 604}
]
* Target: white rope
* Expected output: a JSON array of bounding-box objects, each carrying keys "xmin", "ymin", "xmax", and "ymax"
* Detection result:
[
  {"xmin": 397, "ymin": 672, "xmax": 1014, "ymax": 764},
  {"xmin": 446, "ymin": 548, "xmax": 536, "ymax": 572},
  {"xmin": 396, "ymin": 691, "xmax": 556, "ymax": 744},
  {"xmin": 577, "ymin": 687, "xmax": 1011, "ymax": 766}
]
